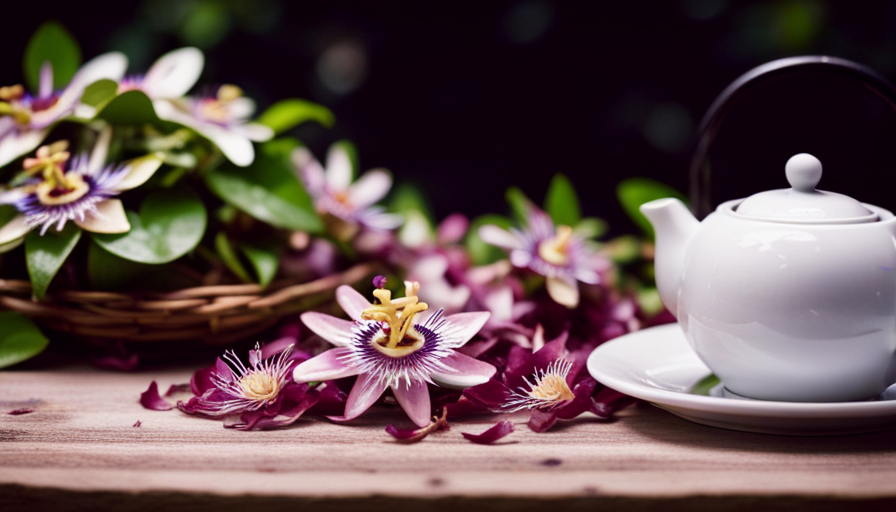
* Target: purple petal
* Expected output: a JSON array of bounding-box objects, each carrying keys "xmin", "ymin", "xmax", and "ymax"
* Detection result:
[
  {"xmin": 385, "ymin": 408, "xmax": 449, "ymax": 443},
  {"xmin": 190, "ymin": 365, "xmax": 216, "ymax": 396},
  {"xmin": 300, "ymin": 312, "xmax": 354, "ymax": 347},
  {"xmin": 528, "ymin": 409, "xmax": 559, "ymax": 433},
  {"xmin": 462, "ymin": 420, "xmax": 515, "ymax": 444},
  {"xmin": 430, "ymin": 352, "xmax": 496, "ymax": 389},
  {"xmin": 437, "ymin": 213, "xmax": 469, "ymax": 245},
  {"xmin": 231, "ymin": 383, "xmax": 320, "ymax": 430},
  {"xmin": 164, "ymin": 383, "xmax": 191, "ymax": 397},
  {"xmin": 554, "ymin": 379, "xmax": 598, "ymax": 420},
  {"xmin": 336, "ymin": 285, "xmax": 371, "ymax": 321},
  {"xmin": 329, "ymin": 373, "xmax": 387, "ymax": 422},
  {"xmin": 457, "ymin": 337, "xmax": 500, "ymax": 359},
  {"xmin": 292, "ymin": 347, "xmax": 359, "ymax": 383},
  {"xmin": 8, "ymin": 408, "xmax": 35, "ymax": 415},
  {"xmin": 132, "ymin": 420, "xmax": 142, "ymax": 427},
  {"xmin": 441, "ymin": 311, "xmax": 491, "ymax": 347},
  {"xmin": 591, "ymin": 387, "xmax": 638, "ymax": 419},
  {"xmin": 462, "ymin": 378, "xmax": 510, "ymax": 410},
  {"xmin": 308, "ymin": 382, "xmax": 349, "ymax": 416},
  {"xmin": 373, "ymin": 275, "xmax": 388, "ymax": 289},
  {"xmin": 215, "ymin": 357, "xmax": 233, "ymax": 382},
  {"xmin": 39, "ymin": 62, "xmax": 54, "ymax": 99},
  {"xmin": 392, "ymin": 380, "xmax": 432, "ymax": 428},
  {"xmin": 139, "ymin": 381, "xmax": 173, "ymax": 411},
  {"xmin": 348, "ymin": 169, "xmax": 392, "ymax": 208}
]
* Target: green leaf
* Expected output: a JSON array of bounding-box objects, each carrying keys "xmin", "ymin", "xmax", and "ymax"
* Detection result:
[
  {"xmin": 389, "ymin": 183, "xmax": 433, "ymax": 225},
  {"xmin": 689, "ymin": 374, "xmax": 721, "ymax": 396},
  {"xmin": 574, "ymin": 217, "xmax": 608, "ymax": 240},
  {"xmin": 466, "ymin": 214, "xmax": 514, "ymax": 266},
  {"xmin": 204, "ymin": 140, "xmax": 322, "ymax": 232},
  {"xmin": 545, "ymin": 173, "xmax": 581, "ymax": 227},
  {"xmin": 242, "ymin": 241, "xmax": 280, "ymax": 288},
  {"xmin": 215, "ymin": 232, "xmax": 252, "ymax": 283},
  {"xmin": 617, "ymin": 178, "xmax": 687, "ymax": 238},
  {"xmin": 606, "ymin": 235, "xmax": 642, "ymax": 264},
  {"xmin": 97, "ymin": 90, "xmax": 160, "ymax": 125},
  {"xmin": 24, "ymin": 21, "xmax": 82, "ymax": 92},
  {"xmin": 92, "ymin": 188, "xmax": 207, "ymax": 264},
  {"xmin": 0, "ymin": 311, "xmax": 49, "ymax": 369},
  {"xmin": 25, "ymin": 224, "xmax": 82, "ymax": 299},
  {"xmin": 80, "ymin": 79, "xmax": 119, "ymax": 108},
  {"xmin": 505, "ymin": 186, "xmax": 534, "ymax": 224},
  {"xmin": 87, "ymin": 241, "xmax": 197, "ymax": 291},
  {"xmin": 257, "ymin": 99, "xmax": 335, "ymax": 135}
]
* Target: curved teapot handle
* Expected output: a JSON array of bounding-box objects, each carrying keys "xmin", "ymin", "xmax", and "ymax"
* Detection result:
[{"xmin": 690, "ymin": 55, "xmax": 896, "ymax": 218}]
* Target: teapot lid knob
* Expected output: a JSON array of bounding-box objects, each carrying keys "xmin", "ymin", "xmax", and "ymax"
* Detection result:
[{"xmin": 785, "ymin": 153, "xmax": 823, "ymax": 192}]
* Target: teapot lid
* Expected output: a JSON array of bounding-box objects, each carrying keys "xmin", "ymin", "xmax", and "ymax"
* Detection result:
[{"xmin": 735, "ymin": 153, "xmax": 877, "ymax": 223}]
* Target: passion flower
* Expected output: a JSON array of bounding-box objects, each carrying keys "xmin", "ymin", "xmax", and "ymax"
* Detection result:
[{"xmin": 293, "ymin": 277, "xmax": 495, "ymax": 427}]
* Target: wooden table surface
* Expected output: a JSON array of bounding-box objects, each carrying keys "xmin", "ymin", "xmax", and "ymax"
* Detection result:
[{"xmin": 3, "ymin": 364, "xmax": 896, "ymax": 512}]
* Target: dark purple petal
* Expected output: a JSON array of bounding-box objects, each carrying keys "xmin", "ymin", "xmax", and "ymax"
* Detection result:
[
  {"xmin": 591, "ymin": 387, "xmax": 638, "ymax": 419},
  {"xmin": 133, "ymin": 420, "xmax": 142, "ymax": 427},
  {"xmin": 308, "ymin": 381, "xmax": 349, "ymax": 416},
  {"xmin": 164, "ymin": 383, "xmax": 191, "ymax": 397},
  {"xmin": 462, "ymin": 420, "xmax": 515, "ymax": 444},
  {"xmin": 176, "ymin": 389, "xmax": 231, "ymax": 416},
  {"xmin": 228, "ymin": 383, "xmax": 320, "ymax": 431},
  {"xmin": 262, "ymin": 336, "xmax": 298, "ymax": 359},
  {"xmin": 215, "ymin": 357, "xmax": 233, "ymax": 382},
  {"xmin": 190, "ymin": 365, "xmax": 216, "ymax": 396},
  {"xmin": 528, "ymin": 409, "xmax": 559, "ymax": 432},
  {"xmin": 7, "ymin": 408, "xmax": 34, "ymax": 415},
  {"xmin": 462, "ymin": 378, "xmax": 509, "ymax": 410},
  {"xmin": 373, "ymin": 275, "xmax": 387, "ymax": 289},
  {"xmin": 139, "ymin": 381, "xmax": 173, "ymax": 411},
  {"xmin": 444, "ymin": 396, "xmax": 489, "ymax": 417},
  {"xmin": 554, "ymin": 378, "xmax": 598, "ymax": 420}
]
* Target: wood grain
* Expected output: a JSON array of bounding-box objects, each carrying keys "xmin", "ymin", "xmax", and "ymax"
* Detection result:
[{"xmin": 2, "ymin": 365, "xmax": 896, "ymax": 511}]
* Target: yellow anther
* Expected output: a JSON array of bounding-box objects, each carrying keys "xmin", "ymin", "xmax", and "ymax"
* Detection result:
[
  {"xmin": 217, "ymin": 84, "xmax": 243, "ymax": 103},
  {"xmin": 0, "ymin": 84, "xmax": 24, "ymax": 101},
  {"xmin": 21, "ymin": 142, "xmax": 76, "ymax": 196},
  {"xmin": 361, "ymin": 280, "xmax": 429, "ymax": 351},
  {"xmin": 538, "ymin": 225, "xmax": 575, "ymax": 266}
]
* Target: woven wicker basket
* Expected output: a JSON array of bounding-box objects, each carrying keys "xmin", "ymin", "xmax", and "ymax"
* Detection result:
[{"xmin": 0, "ymin": 263, "xmax": 375, "ymax": 347}]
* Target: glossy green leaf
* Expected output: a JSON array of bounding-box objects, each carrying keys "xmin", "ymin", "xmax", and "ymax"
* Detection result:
[
  {"xmin": 0, "ymin": 311, "xmax": 49, "ymax": 369},
  {"xmin": 505, "ymin": 186, "xmax": 534, "ymax": 224},
  {"xmin": 215, "ymin": 232, "xmax": 252, "ymax": 283},
  {"xmin": 24, "ymin": 21, "xmax": 81, "ymax": 92},
  {"xmin": 92, "ymin": 188, "xmax": 207, "ymax": 264},
  {"xmin": 689, "ymin": 374, "xmax": 721, "ymax": 396},
  {"xmin": 545, "ymin": 173, "xmax": 581, "ymax": 227},
  {"xmin": 242, "ymin": 241, "xmax": 280, "ymax": 288},
  {"xmin": 257, "ymin": 99, "xmax": 335, "ymax": 135},
  {"xmin": 606, "ymin": 235, "xmax": 642, "ymax": 264},
  {"xmin": 80, "ymin": 79, "xmax": 119, "ymax": 108},
  {"xmin": 97, "ymin": 90, "xmax": 160, "ymax": 125},
  {"xmin": 617, "ymin": 178, "xmax": 687, "ymax": 238},
  {"xmin": 466, "ymin": 214, "xmax": 514, "ymax": 266},
  {"xmin": 25, "ymin": 223, "xmax": 82, "ymax": 299},
  {"xmin": 87, "ymin": 241, "xmax": 197, "ymax": 292},
  {"xmin": 204, "ymin": 140, "xmax": 322, "ymax": 232}
]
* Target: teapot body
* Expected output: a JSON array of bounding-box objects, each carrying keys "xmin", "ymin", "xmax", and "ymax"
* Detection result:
[{"xmin": 676, "ymin": 200, "xmax": 896, "ymax": 402}]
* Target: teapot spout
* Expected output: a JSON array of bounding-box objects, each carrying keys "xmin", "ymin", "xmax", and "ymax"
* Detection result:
[{"xmin": 640, "ymin": 198, "xmax": 700, "ymax": 318}]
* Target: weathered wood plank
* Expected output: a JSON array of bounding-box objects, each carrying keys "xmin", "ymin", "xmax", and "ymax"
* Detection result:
[{"xmin": 2, "ymin": 366, "xmax": 896, "ymax": 511}]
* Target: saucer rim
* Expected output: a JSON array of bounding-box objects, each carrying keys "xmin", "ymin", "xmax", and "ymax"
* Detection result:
[{"xmin": 587, "ymin": 323, "xmax": 896, "ymax": 419}]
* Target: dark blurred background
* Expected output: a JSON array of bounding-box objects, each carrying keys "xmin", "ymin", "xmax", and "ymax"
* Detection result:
[{"xmin": 4, "ymin": 0, "xmax": 896, "ymax": 234}]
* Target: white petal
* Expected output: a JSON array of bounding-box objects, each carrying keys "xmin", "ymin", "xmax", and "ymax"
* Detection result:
[
  {"xmin": 113, "ymin": 153, "xmax": 164, "ymax": 191},
  {"xmin": 241, "ymin": 122, "xmax": 273, "ymax": 142},
  {"xmin": 348, "ymin": 169, "xmax": 391, "ymax": 208},
  {"xmin": 201, "ymin": 125, "xmax": 255, "ymax": 167},
  {"xmin": 143, "ymin": 47, "xmax": 204, "ymax": 99},
  {"xmin": 64, "ymin": 52, "xmax": 129, "ymax": 100},
  {"xmin": 75, "ymin": 199, "xmax": 130, "ymax": 234},
  {"xmin": 325, "ymin": 144, "xmax": 353, "ymax": 190},
  {"xmin": 478, "ymin": 225, "xmax": 523, "ymax": 250},
  {"xmin": 429, "ymin": 352, "xmax": 496, "ymax": 389},
  {"xmin": 292, "ymin": 146, "xmax": 326, "ymax": 194},
  {"xmin": 546, "ymin": 276, "xmax": 579, "ymax": 308},
  {"xmin": 88, "ymin": 127, "xmax": 113, "ymax": 175},
  {"xmin": 335, "ymin": 285, "xmax": 372, "ymax": 321},
  {"xmin": 300, "ymin": 312, "xmax": 355, "ymax": 347},
  {"xmin": 0, "ymin": 129, "xmax": 47, "ymax": 168},
  {"xmin": 398, "ymin": 211, "xmax": 430, "ymax": 248},
  {"xmin": 440, "ymin": 311, "xmax": 491, "ymax": 347},
  {"xmin": 227, "ymin": 97, "xmax": 256, "ymax": 119},
  {"xmin": 0, "ymin": 214, "xmax": 32, "ymax": 245}
]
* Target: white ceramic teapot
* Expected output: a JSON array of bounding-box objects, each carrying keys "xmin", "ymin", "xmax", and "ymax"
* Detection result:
[{"xmin": 639, "ymin": 56, "xmax": 896, "ymax": 403}]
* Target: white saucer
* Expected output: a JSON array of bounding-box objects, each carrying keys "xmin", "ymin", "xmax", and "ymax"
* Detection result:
[{"xmin": 587, "ymin": 324, "xmax": 896, "ymax": 436}]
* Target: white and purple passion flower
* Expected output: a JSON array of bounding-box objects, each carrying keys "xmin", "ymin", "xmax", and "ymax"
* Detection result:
[
  {"xmin": 0, "ymin": 52, "xmax": 128, "ymax": 167},
  {"xmin": 153, "ymin": 83, "xmax": 273, "ymax": 167},
  {"xmin": 292, "ymin": 143, "xmax": 403, "ymax": 233},
  {"xmin": 0, "ymin": 139, "xmax": 162, "ymax": 245},
  {"xmin": 478, "ymin": 206, "xmax": 610, "ymax": 308},
  {"xmin": 293, "ymin": 277, "xmax": 496, "ymax": 427}
]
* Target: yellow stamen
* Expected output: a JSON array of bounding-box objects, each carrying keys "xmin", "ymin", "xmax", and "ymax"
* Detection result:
[
  {"xmin": 538, "ymin": 224, "xmax": 574, "ymax": 266},
  {"xmin": 361, "ymin": 280, "xmax": 429, "ymax": 355},
  {"xmin": 35, "ymin": 173, "xmax": 90, "ymax": 206},
  {"xmin": 22, "ymin": 142, "xmax": 75, "ymax": 193},
  {"xmin": 238, "ymin": 372, "xmax": 280, "ymax": 403},
  {"xmin": 0, "ymin": 84, "xmax": 24, "ymax": 101},
  {"xmin": 217, "ymin": 84, "xmax": 243, "ymax": 103}
]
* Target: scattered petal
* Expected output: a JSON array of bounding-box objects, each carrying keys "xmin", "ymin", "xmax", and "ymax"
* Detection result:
[
  {"xmin": 386, "ymin": 408, "xmax": 449, "ymax": 443},
  {"xmin": 133, "ymin": 420, "xmax": 142, "ymax": 427},
  {"xmin": 461, "ymin": 420, "xmax": 515, "ymax": 444},
  {"xmin": 139, "ymin": 381, "xmax": 173, "ymax": 411},
  {"xmin": 164, "ymin": 383, "xmax": 191, "ymax": 397},
  {"xmin": 7, "ymin": 408, "xmax": 35, "ymax": 416}
]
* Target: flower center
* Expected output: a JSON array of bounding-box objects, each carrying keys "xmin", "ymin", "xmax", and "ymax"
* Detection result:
[
  {"xmin": 20, "ymin": 142, "xmax": 87, "ymax": 204},
  {"xmin": 198, "ymin": 84, "xmax": 243, "ymax": 125},
  {"xmin": 527, "ymin": 371, "xmax": 575, "ymax": 406},
  {"xmin": 0, "ymin": 84, "xmax": 32, "ymax": 125},
  {"xmin": 505, "ymin": 359, "xmax": 576, "ymax": 412},
  {"xmin": 537, "ymin": 224, "xmax": 574, "ymax": 266},
  {"xmin": 35, "ymin": 173, "xmax": 90, "ymax": 206},
  {"xmin": 238, "ymin": 371, "xmax": 280, "ymax": 403},
  {"xmin": 362, "ymin": 280, "xmax": 429, "ymax": 357}
]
